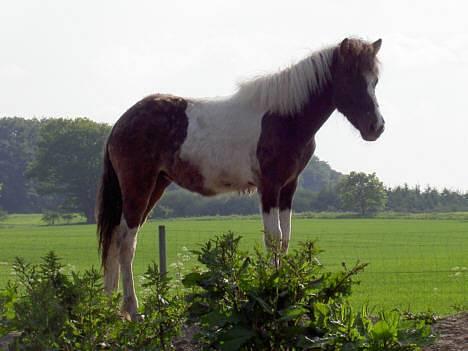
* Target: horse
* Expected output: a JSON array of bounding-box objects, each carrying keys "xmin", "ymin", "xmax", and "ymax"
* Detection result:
[{"xmin": 96, "ymin": 37, "xmax": 385, "ymax": 320}]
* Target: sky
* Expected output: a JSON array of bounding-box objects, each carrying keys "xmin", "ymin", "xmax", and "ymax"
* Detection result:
[{"xmin": 1, "ymin": 0, "xmax": 467, "ymax": 190}]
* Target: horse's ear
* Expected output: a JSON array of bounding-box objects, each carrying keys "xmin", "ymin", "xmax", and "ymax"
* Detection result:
[
  {"xmin": 340, "ymin": 38, "xmax": 349, "ymax": 51},
  {"xmin": 338, "ymin": 38, "xmax": 349, "ymax": 59},
  {"xmin": 372, "ymin": 39, "xmax": 382, "ymax": 54}
]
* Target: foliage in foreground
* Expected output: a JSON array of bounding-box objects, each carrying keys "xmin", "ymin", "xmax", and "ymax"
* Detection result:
[
  {"xmin": 184, "ymin": 233, "xmax": 432, "ymax": 350},
  {"xmin": 0, "ymin": 252, "xmax": 184, "ymax": 350},
  {"xmin": 0, "ymin": 235, "xmax": 433, "ymax": 350}
]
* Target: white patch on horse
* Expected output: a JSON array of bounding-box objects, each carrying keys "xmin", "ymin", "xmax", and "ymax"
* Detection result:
[
  {"xmin": 104, "ymin": 216, "xmax": 130, "ymax": 293},
  {"xmin": 180, "ymin": 97, "xmax": 263, "ymax": 194},
  {"xmin": 104, "ymin": 234, "xmax": 120, "ymax": 292},
  {"xmin": 365, "ymin": 71, "xmax": 384, "ymax": 130},
  {"xmin": 262, "ymin": 208, "xmax": 282, "ymax": 250},
  {"xmin": 235, "ymin": 46, "xmax": 335, "ymax": 115},
  {"xmin": 279, "ymin": 209, "xmax": 292, "ymax": 251}
]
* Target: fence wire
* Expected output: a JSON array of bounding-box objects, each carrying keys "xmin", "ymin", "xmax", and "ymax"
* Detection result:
[
  {"xmin": 151, "ymin": 225, "xmax": 467, "ymax": 312},
  {"xmin": 0, "ymin": 221, "xmax": 466, "ymax": 312}
]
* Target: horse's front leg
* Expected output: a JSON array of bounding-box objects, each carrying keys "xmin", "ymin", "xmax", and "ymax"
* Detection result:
[
  {"xmin": 279, "ymin": 179, "xmax": 298, "ymax": 253},
  {"xmin": 259, "ymin": 183, "xmax": 282, "ymax": 252}
]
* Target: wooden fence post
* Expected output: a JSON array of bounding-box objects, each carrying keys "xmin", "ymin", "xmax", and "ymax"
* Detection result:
[{"xmin": 158, "ymin": 225, "xmax": 167, "ymax": 276}]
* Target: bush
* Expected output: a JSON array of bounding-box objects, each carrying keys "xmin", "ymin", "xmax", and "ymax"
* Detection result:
[
  {"xmin": 41, "ymin": 211, "xmax": 62, "ymax": 225},
  {"xmin": 60, "ymin": 213, "xmax": 77, "ymax": 224},
  {"xmin": 183, "ymin": 233, "xmax": 431, "ymax": 350},
  {"xmin": 0, "ymin": 208, "xmax": 6, "ymax": 221},
  {"xmin": 0, "ymin": 252, "xmax": 185, "ymax": 350}
]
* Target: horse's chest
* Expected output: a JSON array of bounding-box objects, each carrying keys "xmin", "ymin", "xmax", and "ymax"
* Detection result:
[{"xmin": 178, "ymin": 103, "xmax": 262, "ymax": 194}]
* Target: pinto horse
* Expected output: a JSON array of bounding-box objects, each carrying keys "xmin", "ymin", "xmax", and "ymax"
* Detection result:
[{"xmin": 97, "ymin": 38, "xmax": 385, "ymax": 319}]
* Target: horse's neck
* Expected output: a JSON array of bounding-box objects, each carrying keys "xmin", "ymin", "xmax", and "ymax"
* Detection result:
[{"xmin": 293, "ymin": 84, "xmax": 336, "ymax": 141}]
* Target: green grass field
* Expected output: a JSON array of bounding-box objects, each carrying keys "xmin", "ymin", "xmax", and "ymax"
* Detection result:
[{"xmin": 0, "ymin": 214, "xmax": 466, "ymax": 314}]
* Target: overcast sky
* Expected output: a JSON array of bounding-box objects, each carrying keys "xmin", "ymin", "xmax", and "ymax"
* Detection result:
[{"xmin": 1, "ymin": 1, "xmax": 467, "ymax": 189}]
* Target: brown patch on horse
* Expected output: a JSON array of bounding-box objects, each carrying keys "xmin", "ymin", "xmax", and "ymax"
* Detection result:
[
  {"xmin": 97, "ymin": 94, "xmax": 207, "ymax": 266},
  {"xmin": 170, "ymin": 156, "xmax": 214, "ymax": 196},
  {"xmin": 108, "ymin": 94, "xmax": 208, "ymax": 224}
]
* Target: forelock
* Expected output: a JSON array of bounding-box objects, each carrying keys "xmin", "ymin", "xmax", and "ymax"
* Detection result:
[{"xmin": 340, "ymin": 39, "xmax": 380, "ymax": 75}]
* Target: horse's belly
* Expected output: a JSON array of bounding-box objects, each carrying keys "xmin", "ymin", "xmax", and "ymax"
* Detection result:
[
  {"xmin": 170, "ymin": 155, "xmax": 257, "ymax": 196},
  {"xmin": 202, "ymin": 161, "xmax": 258, "ymax": 194}
]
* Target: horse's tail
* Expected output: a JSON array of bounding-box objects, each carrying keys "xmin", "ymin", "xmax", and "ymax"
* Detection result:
[{"xmin": 96, "ymin": 144, "xmax": 122, "ymax": 269}]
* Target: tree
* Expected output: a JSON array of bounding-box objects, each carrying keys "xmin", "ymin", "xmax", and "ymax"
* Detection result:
[
  {"xmin": 0, "ymin": 183, "xmax": 7, "ymax": 220},
  {"xmin": 0, "ymin": 118, "xmax": 43, "ymax": 212},
  {"xmin": 27, "ymin": 118, "xmax": 111, "ymax": 223},
  {"xmin": 299, "ymin": 156, "xmax": 343, "ymax": 192},
  {"xmin": 337, "ymin": 172, "xmax": 387, "ymax": 216},
  {"xmin": 41, "ymin": 211, "xmax": 61, "ymax": 225}
]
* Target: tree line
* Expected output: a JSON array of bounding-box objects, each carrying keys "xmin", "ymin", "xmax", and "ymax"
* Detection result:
[
  {"xmin": 1, "ymin": 117, "xmax": 468, "ymax": 221},
  {"xmin": 0, "ymin": 117, "xmax": 109, "ymax": 223}
]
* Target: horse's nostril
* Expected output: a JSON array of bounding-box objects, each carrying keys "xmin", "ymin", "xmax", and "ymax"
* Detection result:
[{"xmin": 370, "ymin": 121, "xmax": 384, "ymax": 134}]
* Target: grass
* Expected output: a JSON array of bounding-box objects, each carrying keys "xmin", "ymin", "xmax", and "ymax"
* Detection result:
[
  {"xmin": 0, "ymin": 214, "xmax": 467, "ymax": 314},
  {"xmin": 2, "ymin": 213, "xmax": 86, "ymax": 226}
]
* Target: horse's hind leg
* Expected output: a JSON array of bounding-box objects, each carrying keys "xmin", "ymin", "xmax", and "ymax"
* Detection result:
[
  {"xmin": 118, "ymin": 221, "xmax": 140, "ymax": 320},
  {"xmin": 140, "ymin": 173, "xmax": 172, "ymax": 225},
  {"xmin": 119, "ymin": 171, "xmax": 171, "ymax": 320},
  {"xmin": 116, "ymin": 167, "xmax": 158, "ymax": 320},
  {"xmin": 104, "ymin": 227, "xmax": 121, "ymax": 293}
]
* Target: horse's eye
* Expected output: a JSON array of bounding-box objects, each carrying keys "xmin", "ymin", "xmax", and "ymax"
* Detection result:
[{"xmin": 374, "ymin": 78, "xmax": 379, "ymax": 87}]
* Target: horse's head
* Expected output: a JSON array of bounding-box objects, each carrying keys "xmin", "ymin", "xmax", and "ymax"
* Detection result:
[{"xmin": 332, "ymin": 38, "xmax": 384, "ymax": 141}]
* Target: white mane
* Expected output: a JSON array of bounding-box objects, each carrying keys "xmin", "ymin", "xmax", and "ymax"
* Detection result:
[{"xmin": 234, "ymin": 46, "xmax": 336, "ymax": 116}]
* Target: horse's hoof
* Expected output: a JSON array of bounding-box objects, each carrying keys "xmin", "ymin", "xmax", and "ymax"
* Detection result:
[
  {"xmin": 270, "ymin": 256, "xmax": 281, "ymax": 267},
  {"xmin": 122, "ymin": 311, "xmax": 145, "ymax": 322},
  {"xmin": 97, "ymin": 342, "xmax": 111, "ymax": 349},
  {"xmin": 132, "ymin": 313, "xmax": 145, "ymax": 322}
]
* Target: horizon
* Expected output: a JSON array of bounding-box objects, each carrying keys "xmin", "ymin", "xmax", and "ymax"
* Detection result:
[
  {"xmin": 2, "ymin": 115, "xmax": 466, "ymax": 193},
  {"xmin": 1, "ymin": 1, "xmax": 467, "ymax": 190}
]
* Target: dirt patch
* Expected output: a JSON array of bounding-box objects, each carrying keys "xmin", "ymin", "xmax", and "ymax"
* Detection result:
[
  {"xmin": 423, "ymin": 312, "xmax": 468, "ymax": 351},
  {"xmin": 174, "ymin": 324, "xmax": 201, "ymax": 351},
  {"xmin": 0, "ymin": 331, "xmax": 20, "ymax": 351}
]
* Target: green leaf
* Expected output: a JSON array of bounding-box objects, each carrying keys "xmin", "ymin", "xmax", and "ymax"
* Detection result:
[
  {"xmin": 219, "ymin": 326, "xmax": 255, "ymax": 351},
  {"xmin": 201, "ymin": 310, "xmax": 229, "ymax": 327},
  {"xmin": 315, "ymin": 302, "xmax": 330, "ymax": 317},
  {"xmin": 371, "ymin": 320, "xmax": 395, "ymax": 340},
  {"xmin": 182, "ymin": 272, "xmax": 202, "ymax": 287},
  {"xmin": 296, "ymin": 335, "xmax": 326, "ymax": 349},
  {"xmin": 278, "ymin": 305, "xmax": 308, "ymax": 321},
  {"xmin": 342, "ymin": 342, "xmax": 360, "ymax": 351},
  {"xmin": 267, "ymin": 271, "xmax": 280, "ymax": 286},
  {"xmin": 238, "ymin": 257, "xmax": 250, "ymax": 275},
  {"xmin": 252, "ymin": 295, "xmax": 275, "ymax": 315}
]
